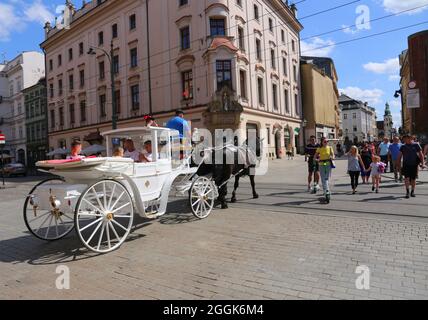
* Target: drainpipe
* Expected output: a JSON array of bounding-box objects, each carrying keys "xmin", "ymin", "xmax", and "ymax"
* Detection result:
[{"xmin": 146, "ymin": 0, "xmax": 153, "ymax": 115}]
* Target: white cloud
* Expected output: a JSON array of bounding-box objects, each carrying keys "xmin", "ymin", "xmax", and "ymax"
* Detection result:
[
  {"xmin": 363, "ymin": 58, "xmax": 399, "ymax": 75},
  {"xmin": 0, "ymin": 3, "xmax": 25, "ymax": 42},
  {"xmin": 392, "ymin": 112, "xmax": 402, "ymax": 127},
  {"xmin": 382, "ymin": 0, "xmax": 428, "ymax": 15},
  {"xmin": 0, "ymin": 1, "xmax": 54, "ymax": 42},
  {"xmin": 301, "ymin": 37, "xmax": 335, "ymax": 57},
  {"xmin": 340, "ymin": 86, "xmax": 385, "ymax": 106},
  {"xmin": 388, "ymin": 75, "xmax": 401, "ymax": 81},
  {"xmin": 23, "ymin": 0, "xmax": 54, "ymax": 25},
  {"xmin": 342, "ymin": 24, "xmax": 358, "ymax": 35},
  {"xmin": 389, "ymin": 100, "xmax": 401, "ymax": 108}
]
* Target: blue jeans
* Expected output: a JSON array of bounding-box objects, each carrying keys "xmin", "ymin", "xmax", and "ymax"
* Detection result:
[{"xmin": 319, "ymin": 164, "xmax": 332, "ymax": 194}]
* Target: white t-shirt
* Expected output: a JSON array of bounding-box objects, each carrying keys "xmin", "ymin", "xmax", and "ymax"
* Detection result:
[
  {"xmin": 124, "ymin": 150, "xmax": 140, "ymax": 161},
  {"xmin": 141, "ymin": 150, "xmax": 153, "ymax": 162}
]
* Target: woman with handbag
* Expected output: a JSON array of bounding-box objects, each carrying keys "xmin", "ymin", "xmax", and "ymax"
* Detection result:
[{"xmin": 315, "ymin": 137, "xmax": 335, "ymax": 203}]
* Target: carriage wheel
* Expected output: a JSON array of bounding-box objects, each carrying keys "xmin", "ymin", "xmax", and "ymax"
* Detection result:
[
  {"xmin": 75, "ymin": 180, "xmax": 134, "ymax": 253},
  {"xmin": 23, "ymin": 178, "xmax": 75, "ymax": 241},
  {"xmin": 190, "ymin": 177, "xmax": 216, "ymax": 219}
]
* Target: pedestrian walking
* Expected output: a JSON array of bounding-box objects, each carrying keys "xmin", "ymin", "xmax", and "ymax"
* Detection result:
[
  {"xmin": 366, "ymin": 155, "xmax": 385, "ymax": 193},
  {"xmin": 305, "ymin": 136, "xmax": 320, "ymax": 193},
  {"xmin": 360, "ymin": 142, "xmax": 373, "ymax": 184},
  {"xmin": 397, "ymin": 134, "xmax": 425, "ymax": 198},
  {"xmin": 378, "ymin": 137, "xmax": 391, "ymax": 172},
  {"xmin": 388, "ymin": 136, "xmax": 403, "ymax": 182},
  {"xmin": 346, "ymin": 146, "xmax": 366, "ymax": 194},
  {"xmin": 315, "ymin": 137, "xmax": 335, "ymax": 203}
]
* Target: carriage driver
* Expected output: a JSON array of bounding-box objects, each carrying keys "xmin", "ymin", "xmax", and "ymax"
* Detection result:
[{"xmin": 139, "ymin": 140, "xmax": 153, "ymax": 163}]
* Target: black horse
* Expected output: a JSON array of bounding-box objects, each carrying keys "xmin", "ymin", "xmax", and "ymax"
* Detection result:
[{"xmin": 194, "ymin": 138, "xmax": 260, "ymax": 209}]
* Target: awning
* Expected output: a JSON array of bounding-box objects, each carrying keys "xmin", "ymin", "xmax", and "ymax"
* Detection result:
[{"xmin": 82, "ymin": 144, "xmax": 106, "ymax": 156}]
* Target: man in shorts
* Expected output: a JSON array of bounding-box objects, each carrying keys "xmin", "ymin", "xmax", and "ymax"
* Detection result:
[
  {"xmin": 305, "ymin": 136, "xmax": 320, "ymax": 193},
  {"xmin": 397, "ymin": 135, "xmax": 425, "ymax": 198}
]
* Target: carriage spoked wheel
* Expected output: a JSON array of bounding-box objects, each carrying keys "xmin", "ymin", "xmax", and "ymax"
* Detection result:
[
  {"xmin": 75, "ymin": 180, "xmax": 134, "ymax": 253},
  {"xmin": 23, "ymin": 178, "xmax": 75, "ymax": 241},
  {"xmin": 189, "ymin": 176, "xmax": 216, "ymax": 219}
]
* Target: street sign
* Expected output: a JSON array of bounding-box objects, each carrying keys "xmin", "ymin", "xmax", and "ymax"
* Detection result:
[
  {"xmin": 408, "ymin": 81, "xmax": 417, "ymax": 89},
  {"xmin": 407, "ymin": 89, "xmax": 420, "ymax": 109},
  {"xmin": 0, "ymin": 133, "xmax": 5, "ymax": 145}
]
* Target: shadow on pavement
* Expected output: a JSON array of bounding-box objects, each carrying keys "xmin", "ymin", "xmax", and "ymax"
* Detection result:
[{"xmin": 0, "ymin": 216, "xmax": 152, "ymax": 266}]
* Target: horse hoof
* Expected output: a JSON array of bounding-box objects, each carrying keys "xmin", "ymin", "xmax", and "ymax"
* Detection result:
[
  {"xmin": 221, "ymin": 203, "xmax": 228, "ymax": 209},
  {"xmin": 231, "ymin": 198, "xmax": 237, "ymax": 203},
  {"xmin": 253, "ymin": 194, "xmax": 259, "ymax": 199}
]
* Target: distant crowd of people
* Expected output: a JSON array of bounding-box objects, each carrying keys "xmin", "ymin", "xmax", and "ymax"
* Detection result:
[{"xmin": 305, "ymin": 134, "xmax": 427, "ymax": 202}]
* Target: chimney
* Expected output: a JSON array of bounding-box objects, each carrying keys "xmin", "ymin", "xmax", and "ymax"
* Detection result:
[
  {"xmin": 290, "ymin": 4, "xmax": 298, "ymax": 18},
  {"xmin": 44, "ymin": 21, "xmax": 52, "ymax": 39}
]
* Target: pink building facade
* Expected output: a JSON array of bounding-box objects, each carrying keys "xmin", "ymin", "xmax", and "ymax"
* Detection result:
[{"xmin": 42, "ymin": 0, "xmax": 303, "ymax": 157}]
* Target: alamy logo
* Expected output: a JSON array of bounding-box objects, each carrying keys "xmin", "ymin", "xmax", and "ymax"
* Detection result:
[
  {"xmin": 355, "ymin": 265, "xmax": 370, "ymax": 290},
  {"xmin": 55, "ymin": 265, "xmax": 70, "ymax": 290}
]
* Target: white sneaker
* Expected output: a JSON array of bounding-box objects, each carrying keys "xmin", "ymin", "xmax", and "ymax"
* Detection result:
[{"xmin": 315, "ymin": 184, "xmax": 321, "ymax": 191}]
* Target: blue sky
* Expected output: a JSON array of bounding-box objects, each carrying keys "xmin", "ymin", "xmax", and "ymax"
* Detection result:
[{"xmin": 1, "ymin": 0, "xmax": 428, "ymax": 127}]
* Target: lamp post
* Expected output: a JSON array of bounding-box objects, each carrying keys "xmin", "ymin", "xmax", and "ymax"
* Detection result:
[
  {"xmin": 302, "ymin": 118, "xmax": 308, "ymax": 156},
  {"xmin": 88, "ymin": 40, "xmax": 117, "ymax": 130}
]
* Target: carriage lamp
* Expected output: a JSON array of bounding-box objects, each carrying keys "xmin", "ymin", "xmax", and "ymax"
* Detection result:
[{"xmin": 29, "ymin": 195, "xmax": 40, "ymax": 217}]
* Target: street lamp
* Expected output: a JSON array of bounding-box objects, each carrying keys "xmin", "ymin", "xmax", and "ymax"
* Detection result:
[{"xmin": 88, "ymin": 40, "xmax": 117, "ymax": 130}]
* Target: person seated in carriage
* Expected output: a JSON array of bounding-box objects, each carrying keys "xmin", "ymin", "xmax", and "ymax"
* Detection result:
[
  {"xmin": 124, "ymin": 139, "xmax": 141, "ymax": 162},
  {"xmin": 144, "ymin": 115, "xmax": 159, "ymax": 127},
  {"xmin": 139, "ymin": 140, "xmax": 153, "ymax": 163},
  {"xmin": 112, "ymin": 147, "xmax": 124, "ymax": 158},
  {"xmin": 67, "ymin": 140, "xmax": 85, "ymax": 160}
]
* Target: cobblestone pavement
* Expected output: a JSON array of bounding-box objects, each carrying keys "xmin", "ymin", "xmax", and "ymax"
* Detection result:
[{"xmin": 1, "ymin": 158, "xmax": 428, "ymax": 300}]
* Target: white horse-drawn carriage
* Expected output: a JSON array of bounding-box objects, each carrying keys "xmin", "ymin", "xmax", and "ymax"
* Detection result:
[{"xmin": 24, "ymin": 127, "xmax": 218, "ymax": 253}]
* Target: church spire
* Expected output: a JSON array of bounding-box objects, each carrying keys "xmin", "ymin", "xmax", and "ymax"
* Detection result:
[{"xmin": 384, "ymin": 102, "xmax": 391, "ymax": 117}]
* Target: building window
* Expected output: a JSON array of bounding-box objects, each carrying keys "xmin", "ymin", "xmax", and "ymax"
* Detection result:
[
  {"xmin": 79, "ymin": 42, "xmax": 84, "ymax": 55},
  {"xmin": 292, "ymin": 39, "xmax": 296, "ymax": 52},
  {"xmin": 295, "ymin": 94, "xmax": 299, "ymax": 116},
  {"xmin": 269, "ymin": 18, "xmax": 273, "ymax": 32},
  {"xmin": 267, "ymin": 127, "xmax": 271, "ymax": 145},
  {"xmin": 293, "ymin": 65, "xmax": 297, "ymax": 82},
  {"xmin": 80, "ymin": 100, "xmax": 86, "ymax": 122},
  {"xmin": 79, "ymin": 69, "xmax": 85, "ymax": 87},
  {"xmin": 112, "ymin": 24, "xmax": 118, "ymax": 38},
  {"xmin": 239, "ymin": 70, "xmax": 247, "ymax": 100},
  {"xmin": 271, "ymin": 49, "xmax": 276, "ymax": 70},
  {"xmin": 180, "ymin": 26, "xmax": 190, "ymax": 50},
  {"xmin": 69, "ymin": 74, "xmax": 74, "ymax": 90},
  {"xmin": 68, "ymin": 48, "xmax": 73, "ymax": 61},
  {"xmin": 130, "ymin": 48, "xmax": 138, "ymax": 68},
  {"xmin": 59, "ymin": 107, "xmax": 64, "ymax": 126},
  {"xmin": 254, "ymin": 5, "xmax": 259, "ymax": 20},
  {"xmin": 58, "ymin": 79, "xmax": 63, "ymax": 96},
  {"xmin": 182, "ymin": 70, "xmax": 193, "ymax": 100},
  {"xmin": 179, "ymin": 0, "xmax": 188, "ymax": 6},
  {"xmin": 257, "ymin": 77, "xmax": 264, "ymax": 105},
  {"xmin": 281, "ymin": 29, "xmax": 285, "ymax": 43},
  {"xmin": 216, "ymin": 60, "xmax": 232, "ymax": 90},
  {"xmin": 49, "ymin": 83, "xmax": 54, "ymax": 98},
  {"xmin": 284, "ymin": 90, "xmax": 290, "ymax": 114},
  {"xmin": 49, "ymin": 59, "xmax": 53, "ymax": 71},
  {"xmin": 99, "ymin": 61, "xmax": 105, "ymax": 80},
  {"xmin": 113, "ymin": 55, "xmax": 119, "ymax": 74},
  {"xmin": 256, "ymin": 38, "xmax": 262, "ymax": 61},
  {"xmin": 353, "ymin": 126, "xmax": 357, "ymax": 132},
  {"xmin": 238, "ymin": 26, "xmax": 245, "ymax": 52},
  {"xmin": 58, "ymin": 54, "xmax": 62, "ymax": 67},
  {"xmin": 70, "ymin": 104, "xmax": 75, "ymax": 124},
  {"xmin": 210, "ymin": 18, "xmax": 225, "ymax": 36},
  {"xmin": 236, "ymin": 0, "xmax": 242, "ymax": 7},
  {"xmin": 131, "ymin": 85, "xmax": 140, "ymax": 110},
  {"xmin": 272, "ymin": 84, "xmax": 278, "ymax": 110},
  {"xmin": 283, "ymin": 57, "xmax": 288, "ymax": 76},
  {"xmin": 98, "ymin": 31, "xmax": 104, "ymax": 46},
  {"xmin": 344, "ymin": 114, "xmax": 348, "ymax": 119},
  {"xmin": 115, "ymin": 90, "xmax": 121, "ymax": 114},
  {"xmin": 50, "ymin": 110, "xmax": 55, "ymax": 129},
  {"xmin": 99, "ymin": 94, "xmax": 106, "ymax": 117},
  {"xmin": 129, "ymin": 14, "xmax": 136, "ymax": 30}
]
